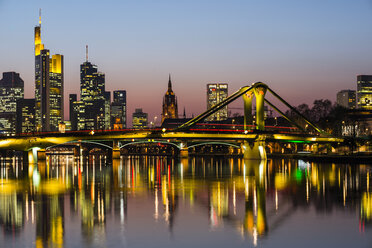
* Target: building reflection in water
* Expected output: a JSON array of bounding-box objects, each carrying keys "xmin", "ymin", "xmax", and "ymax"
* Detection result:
[{"xmin": 0, "ymin": 153, "xmax": 371, "ymax": 247}]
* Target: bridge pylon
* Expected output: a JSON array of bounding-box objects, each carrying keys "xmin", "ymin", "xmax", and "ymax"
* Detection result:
[
  {"xmin": 253, "ymin": 84, "xmax": 268, "ymax": 131},
  {"xmin": 243, "ymin": 91, "xmax": 253, "ymax": 130}
]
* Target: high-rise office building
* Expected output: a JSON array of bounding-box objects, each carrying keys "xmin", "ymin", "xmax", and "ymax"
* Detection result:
[
  {"xmin": 132, "ymin": 108, "xmax": 148, "ymax": 129},
  {"xmin": 72, "ymin": 101, "xmax": 85, "ymax": 131},
  {"xmin": 104, "ymin": 91, "xmax": 111, "ymax": 130},
  {"xmin": 34, "ymin": 12, "xmax": 63, "ymax": 132},
  {"xmin": 0, "ymin": 72, "xmax": 24, "ymax": 135},
  {"xmin": 49, "ymin": 54, "xmax": 64, "ymax": 130},
  {"xmin": 357, "ymin": 75, "xmax": 372, "ymax": 110},
  {"xmin": 16, "ymin": 98, "xmax": 35, "ymax": 134},
  {"xmin": 69, "ymin": 94, "xmax": 77, "ymax": 130},
  {"xmin": 111, "ymin": 90, "xmax": 127, "ymax": 129},
  {"xmin": 337, "ymin": 90, "xmax": 356, "ymax": 109},
  {"xmin": 80, "ymin": 47, "xmax": 106, "ymax": 130},
  {"xmin": 161, "ymin": 75, "xmax": 178, "ymax": 123},
  {"xmin": 206, "ymin": 83, "xmax": 228, "ymax": 121}
]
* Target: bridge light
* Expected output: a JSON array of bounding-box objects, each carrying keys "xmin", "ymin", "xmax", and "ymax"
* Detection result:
[
  {"xmin": 90, "ymin": 130, "xmax": 95, "ymax": 135},
  {"xmin": 244, "ymin": 130, "xmax": 248, "ymax": 134},
  {"xmin": 162, "ymin": 128, "xmax": 166, "ymax": 132}
]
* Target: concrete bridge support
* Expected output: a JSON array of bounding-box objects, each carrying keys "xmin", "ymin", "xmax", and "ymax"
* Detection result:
[
  {"xmin": 37, "ymin": 149, "xmax": 46, "ymax": 161},
  {"xmin": 112, "ymin": 140, "xmax": 121, "ymax": 159},
  {"xmin": 180, "ymin": 142, "xmax": 189, "ymax": 158},
  {"xmin": 23, "ymin": 149, "xmax": 37, "ymax": 164},
  {"xmin": 242, "ymin": 140, "xmax": 267, "ymax": 160}
]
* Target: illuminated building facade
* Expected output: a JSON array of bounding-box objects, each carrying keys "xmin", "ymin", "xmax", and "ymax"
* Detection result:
[
  {"xmin": 111, "ymin": 90, "xmax": 127, "ymax": 129},
  {"xmin": 104, "ymin": 91, "xmax": 111, "ymax": 130},
  {"xmin": 80, "ymin": 51, "xmax": 107, "ymax": 130},
  {"xmin": 34, "ymin": 14, "xmax": 64, "ymax": 132},
  {"xmin": 337, "ymin": 90, "xmax": 356, "ymax": 109},
  {"xmin": 16, "ymin": 98, "xmax": 35, "ymax": 134},
  {"xmin": 0, "ymin": 72, "xmax": 24, "ymax": 135},
  {"xmin": 69, "ymin": 94, "xmax": 77, "ymax": 130},
  {"xmin": 161, "ymin": 75, "xmax": 178, "ymax": 123},
  {"xmin": 72, "ymin": 101, "xmax": 86, "ymax": 131},
  {"xmin": 49, "ymin": 54, "xmax": 64, "ymax": 130},
  {"xmin": 357, "ymin": 75, "xmax": 372, "ymax": 110},
  {"xmin": 132, "ymin": 108, "xmax": 148, "ymax": 129},
  {"xmin": 206, "ymin": 83, "xmax": 228, "ymax": 121}
]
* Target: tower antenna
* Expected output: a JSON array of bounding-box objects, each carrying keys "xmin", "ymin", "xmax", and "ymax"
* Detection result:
[
  {"xmin": 86, "ymin": 45, "xmax": 88, "ymax": 62},
  {"xmin": 39, "ymin": 8, "xmax": 41, "ymax": 26}
]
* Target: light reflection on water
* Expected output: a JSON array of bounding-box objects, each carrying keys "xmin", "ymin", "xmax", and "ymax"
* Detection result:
[{"xmin": 0, "ymin": 155, "xmax": 371, "ymax": 247}]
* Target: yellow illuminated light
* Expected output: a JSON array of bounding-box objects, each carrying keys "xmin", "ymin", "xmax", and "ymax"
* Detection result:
[
  {"xmin": 34, "ymin": 26, "xmax": 44, "ymax": 56},
  {"xmin": 51, "ymin": 54, "xmax": 63, "ymax": 73}
]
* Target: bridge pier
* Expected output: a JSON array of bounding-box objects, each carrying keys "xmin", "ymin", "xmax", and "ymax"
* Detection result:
[
  {"xmin": 112, "ymin": 140, "xmax": 121, "ymax": 159},
  {"xmin": 179, "ymin": 142, "xmax": 189, "ymax": 158},
  {"xmin": 242, "ymin": 141, "xmax": 267, "ymax": 160},
  {"xmin": 37, "ymin": 149, "xmax": 46, "ymax": 161}
]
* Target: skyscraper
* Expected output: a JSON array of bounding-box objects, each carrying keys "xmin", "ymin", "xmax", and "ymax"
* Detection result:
[
  {"xmin": 34, "ymin": 12, "xmax": 64, "ymax": 132},
  {"xmin": 0, "ymin": 72, "xmax": 24, "ymax": 135},
  {"xmin": 337, "ymin": 90, "xmax": 356, "ymax": 109},
  {"xmin": 49, "ymin": 54, "xmax": 64, "ymax": 130},
  {"xmin": 80, "ymin": 47, "xmax": 107, "ymax": 130},
  {"xmin": 16, "ymin": 98, "xmax": 35, "ymax": 134},
  {"xmin": 111, "ymin": 90, "xmax": 127, "ymax": 129},
  {"xmin": 357, "ymin": 75, "xmax": 372, "ymax": 110},
  {"xmin": 72, "ymin": 101, "xmax": 86, "ymax": 131},
  {"xmin": 206, "ymin": 83, "xmax": 228, "ymax": 121},
  {"xmin": 162, "ymin": 75, "xmax": 178, "ymax": 123},
  {"xmin": 69, "ymin": 94, "xmax": 77, "ymax": 130}
]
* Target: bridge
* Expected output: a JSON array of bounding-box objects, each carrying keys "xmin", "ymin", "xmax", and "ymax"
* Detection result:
[{"xmin": 0, "ymin": 82, "xmax": 343, "ymax": 162}]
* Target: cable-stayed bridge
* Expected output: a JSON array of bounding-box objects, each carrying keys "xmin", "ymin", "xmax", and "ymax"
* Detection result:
[{"xmin": 0, "ymin": 82, "xmax": 344, "ymax": 161}]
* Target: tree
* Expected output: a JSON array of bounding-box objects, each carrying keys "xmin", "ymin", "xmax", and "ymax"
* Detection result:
[{"xmin": 310, "ymin": 99, "xmax": 332, "ymax": 122}]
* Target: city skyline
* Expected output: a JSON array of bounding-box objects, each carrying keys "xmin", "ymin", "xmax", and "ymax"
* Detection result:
[{"xmin": 1, "ymin": 1, "xmax": 372, "ymax": 124}]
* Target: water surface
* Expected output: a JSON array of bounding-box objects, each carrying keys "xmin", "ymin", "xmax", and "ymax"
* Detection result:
[{"xmin": 0, "ymin": 155, "xmax": 371, "ymax": 247}]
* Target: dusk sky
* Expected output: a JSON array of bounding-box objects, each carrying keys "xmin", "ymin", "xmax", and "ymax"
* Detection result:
[{"xmin": 1, "ymin": 0, "xmax": 372, "ymax": 125}]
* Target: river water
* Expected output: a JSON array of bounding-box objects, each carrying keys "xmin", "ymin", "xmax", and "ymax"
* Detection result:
[{"xmin": 0, "ymin": 155, "xmax": 371, "ymax": 248}]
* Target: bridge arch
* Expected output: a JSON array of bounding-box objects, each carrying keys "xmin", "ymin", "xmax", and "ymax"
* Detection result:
[
  {"xmin": 46, "ymin": 140, "xmax": 113, "ymax": 150},
  {"xmin": 120, "ymin": 140, "xmax": 181, "ymax": 150},
  {"xmin": 188, "ymin": 142, "xmax": 240, "ymax": 149}
]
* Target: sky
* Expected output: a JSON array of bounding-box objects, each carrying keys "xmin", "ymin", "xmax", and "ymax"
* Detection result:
[{"xmin": 0, "ymin": 0, "xmax": 372, "ymax": 126}]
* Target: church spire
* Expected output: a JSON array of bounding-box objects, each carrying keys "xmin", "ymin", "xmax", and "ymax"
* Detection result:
[{"xmin": 168, "ymin": 74, "xmax": 172, "ymax": 91}]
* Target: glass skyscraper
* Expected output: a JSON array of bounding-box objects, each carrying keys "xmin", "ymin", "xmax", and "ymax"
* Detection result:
[
  {"xmin": 34, "ymin": 14, "xmax": 64, "ymax": 132},
  {"xmin": 0, "ymin": 72, "xmax": 24, "ymax": 135},
  {"xmin": 111, "ymin": 90, "xmax": 127, "ymax": 129},
  {"xmin": 206, "ymin": 83, "xmax": 228, "ymax": 121},
  {"xmin": 80, "ymin": 53, "xmax": 108, "ymax": 130},
  {"xmin": 16, "ymin": 98, "xmax": 35, "ymax": 134}
]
